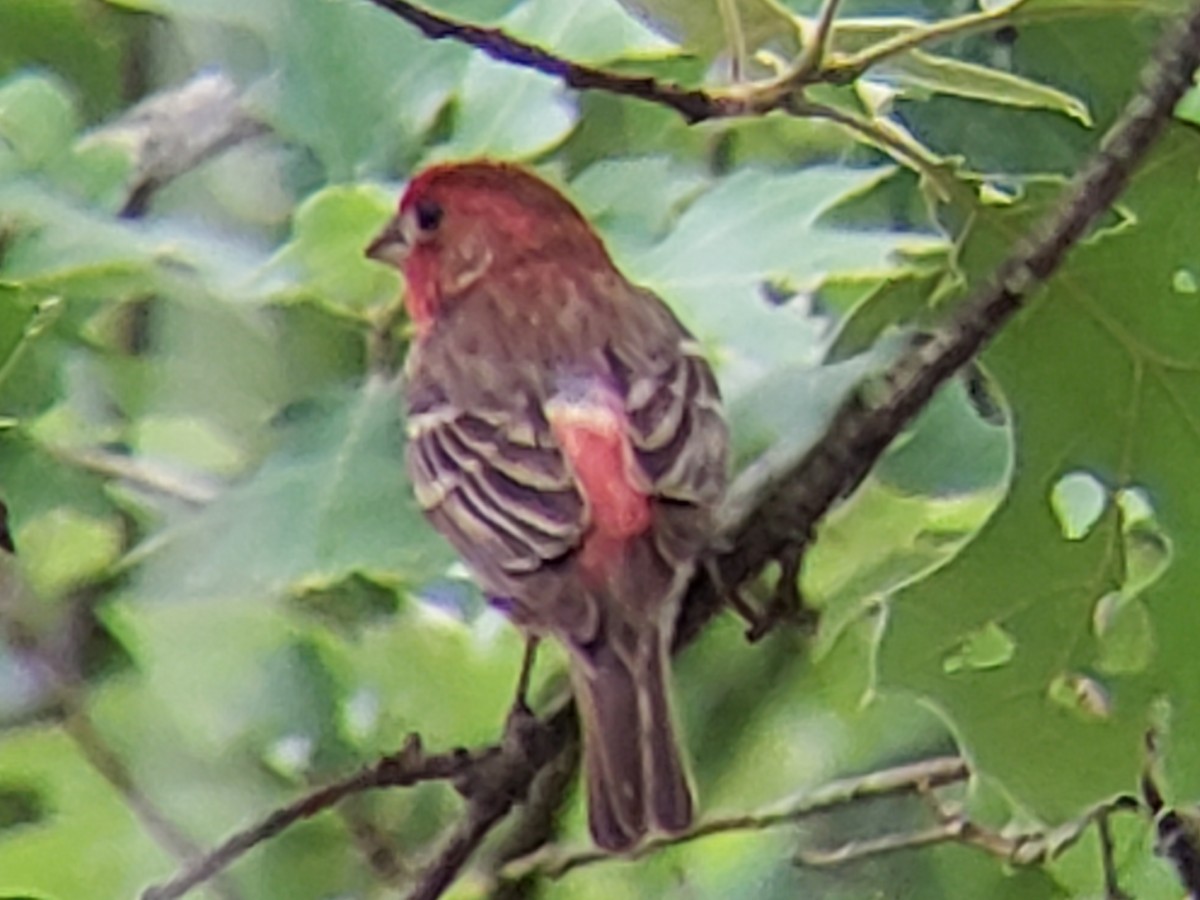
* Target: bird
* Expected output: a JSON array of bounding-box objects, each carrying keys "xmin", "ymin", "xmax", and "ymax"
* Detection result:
[{"xmin": 366, "ymin": 160, "xmax": 729, "ymax": 851}]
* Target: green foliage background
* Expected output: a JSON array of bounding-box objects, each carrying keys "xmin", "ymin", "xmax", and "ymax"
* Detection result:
[{"xmin": 0, "ymin": 0, "xmax": 1197, "ymax": 897}]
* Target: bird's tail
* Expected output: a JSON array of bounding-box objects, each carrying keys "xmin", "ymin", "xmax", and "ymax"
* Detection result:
[{"xmin": 570, "ymin": 622, "xmax": 693, "ymax": 851}]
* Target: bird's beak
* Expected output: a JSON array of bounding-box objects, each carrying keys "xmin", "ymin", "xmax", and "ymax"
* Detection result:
[{"xmin": 365, "ymin": 218, "xmax": 409, "ymax": 268}]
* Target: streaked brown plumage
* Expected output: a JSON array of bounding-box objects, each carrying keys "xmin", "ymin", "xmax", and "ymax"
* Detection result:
[{"xmin": 367, "ymin": 161, "xmax": 728, "ymax": 850}]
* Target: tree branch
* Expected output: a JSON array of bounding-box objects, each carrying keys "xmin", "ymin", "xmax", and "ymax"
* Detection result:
[
  {"xmin": 407, "ymin": 797, "xmax": 514, "ymax": 900},
  {"xmin": 364, "ymin": 0, "xmax": 1046, "ymax": 122},
  {"xmin": 362, "ymin": 0, "xmax": 735, "ymax": 123},
  {"xmin": 49, "ymin": 445, "xmax": 219, "ymax": 506},
  {"xmin": 0, "ymin": 558, "xmax": 240, "ymax": 898},
  {"xmin": 1143, "ymin": 765, "xmax": 1200, "ymax": 899},
  {"xmin": 827, "ymin": 0, "xmax": 1033, "ymax": 84},
  {"xmin": 140, "ymin": 733, "xmax": 498, "ymax": 900},
  {"xmin": 82, "ymin": 71, "xmax": 268, "ymax": 218},
  {"xmin": 792, "ymin": 0, "xmax": 844, "ymax": 77},
  {"xmin": 498, "ymin": 756, "xmax": 968, "ymax": 882},
  {"xmin": 797, "ymin": 795, "xmax": 1140, "ymax": 875}
]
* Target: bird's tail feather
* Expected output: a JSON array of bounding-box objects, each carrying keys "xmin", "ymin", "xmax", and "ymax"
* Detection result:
[{"xmin": 571, "ymin": 625, "xmax": 693, "ymax": 851}]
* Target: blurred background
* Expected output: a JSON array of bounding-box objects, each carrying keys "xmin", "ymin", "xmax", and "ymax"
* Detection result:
[{"xmin": 0, "ymin": 0, "xmax": 1186, "ymax": 897}]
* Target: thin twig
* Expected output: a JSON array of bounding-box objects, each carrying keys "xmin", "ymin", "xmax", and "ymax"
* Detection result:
[
  {"xmin": 49, "ymin": 445, "xmax": 220, "ymax": 505},
  {"xmin": 141, "ymin": 735, "xmax": 479, "ymax": 900},
  {"xmin": 831, "ymin": 0, "xmax": 1034, "ymax": 83},
  {"xmin": 404, "ymin": 708, "xmax": 573, "ymax": 900},
  {"xmin": 83, "ymin": 72, "xmax": 268, "ymax": 218},
  {"xmin": 798, "ymin": 818, "xmax": 966, "ymax": 865},
  {"xmin": 1096, "ymin": 809, "xmax": 1132, "ymax": 900},
  {"xmin": 364, "ymin": 0, "xmax": 1040, "ymax": 126},
  {"xmin": 484, "ymin": 733, "xmax": 580, "ymax": 899},
  {"xmin": 407, "ymin": 797, "xmax": 514, "ymax": 900},
  {"xmin": 0, "ymin": 550, "xmax": 241, "ymax": 898},
  {"xmin": 359, "ymin": 0, "xmax": 1039, "ymax": 189},
  {"xmin": 791, "ymin": 98, "xmax": 959, "ymax": 200},
  {"xmin": 793, "ymin": 0, "xmax": 845, "ymax": 78},
  {"xmin": 363, "ymin": 0, "xmax": 735, "ymax": 123},
  {"xmin": 500, "ymin": 756, "xmax": 968, "ymax": 880},
  {"xmin": 367, "ymin": 0, "xmax": 961, "ymax": 188},
  {"xmin": 337, "ymin": 801, "xmax": 411, "ymax": 886},
  {"xmin": 799, "ymin": 796, "xmax": 1140, "ymax": 871}
]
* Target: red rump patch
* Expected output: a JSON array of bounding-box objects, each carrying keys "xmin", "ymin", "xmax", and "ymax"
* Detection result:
[{"xmin": 546, "ymin": 389, "xmax": 651, "ymax": 573}]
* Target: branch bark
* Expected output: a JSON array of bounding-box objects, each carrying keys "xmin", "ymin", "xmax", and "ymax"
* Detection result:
[{"xmin": 82, "ymin": 71, "xmax": 268, "ymax": 218}]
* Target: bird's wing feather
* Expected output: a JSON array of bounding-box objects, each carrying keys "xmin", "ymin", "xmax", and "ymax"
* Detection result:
[
  {"xmin": 612, "ymin": 333, "xmax": 728, "ymax": 511},
  {"xmin": 407, "ymin": 402, "xmax": 586, "ymax": 578}
]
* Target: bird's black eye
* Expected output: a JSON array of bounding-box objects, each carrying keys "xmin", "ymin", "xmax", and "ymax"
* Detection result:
[{"xmin": 414, "ymin": 200, "xmax": 443, "ymax": 232}]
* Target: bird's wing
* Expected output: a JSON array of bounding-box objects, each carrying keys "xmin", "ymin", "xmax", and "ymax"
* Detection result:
[
  {"xmin": 406, "ymin": 398, "xmax": 586, "ymax": 579},
  {"xmin": 610, "ymin": 328, "xmax": 729, "ymax": 511}
]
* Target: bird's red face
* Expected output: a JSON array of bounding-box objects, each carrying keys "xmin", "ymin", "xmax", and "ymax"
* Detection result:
[{"xmin": 366, "ymin": 162, "xmax": 607, "ymax": 333}]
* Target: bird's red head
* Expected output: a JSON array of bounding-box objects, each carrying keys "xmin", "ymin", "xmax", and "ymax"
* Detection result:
[{"xmin": 366, "ymin": 161, "xmax": 609, "ymax": 334}]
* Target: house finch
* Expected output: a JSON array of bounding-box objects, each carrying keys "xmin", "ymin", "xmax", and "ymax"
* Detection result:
[{"xmin": 366, "ymin": 161, "xmax": 728, "ymax": 851}]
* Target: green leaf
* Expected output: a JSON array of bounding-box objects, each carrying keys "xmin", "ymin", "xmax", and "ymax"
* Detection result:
[
  {"xmin": 17, "ymin": 506, "xmax": 122, "ymax": 599},
  {"xmin": 727, "ymin": 345, "xmax": 894, "ymax": 470},
  {"xmin": 0, "ymin": 429, "xmax": 115, "ymax": 534},
  {"xmin": 611, "ymin": 0, "xmax": 798, "ymax": 60},
  {"xmin": 889, "ymin": 9, "xmax": 1164, "ymax": 177},
  {"xmin": 880, "ymin": 50, "xmax": 1092, "ymax": 125},
  {"xmin": 432, "ymin": 0, "xmax": 693, "ymax": 162},
  {"xmin": 107, "ymin": 0, "xmax": 485, "ymax": 179},
  {"xmin": 509, "ymin": 0, "xmax": 673, "ymax": 63},
  {"xmin": 323, "ymin": 604, "xmax": 529, "ymax": 748},
  {"xmin": 106, "ymin": 592, "xmax": 309, "ymax": 753},
  {"xmin": 571, "ymin": 155, "xmax": 709, "ymax": 243},
  {"xmin": 85, "ymin": 617, "xmax": 370, "ymax": 895},
  {"xmin": 808, "ymin": 479, "xmax": 1005, "ymax": 661},
  {"xmin": 1047, "ymin": 808, "xmax": 1178, "ymax": 898},
  {"xmin": 100, "ymin": 0, "xmax": 276, "ymax": 29},
  {"xmin": 0, "ymin": 0, "xmax": 127, "ymax": 121},
  {"xmin": 0, "ymin": 727, "xmax": 166, "ymax": 897},
  {"xmin": 1175, "ymin": 83, "xmax": 1200, "ymax": 127},
  {"xmin": 618, "ymin": 166, "xmax": 945, "ymax": 393},
  {"xmin": 560, "ymin": 70, "xmax": 712, "ymax": 171},
  {"xmin": 0, "ymin": 179, "xmax": 272, "ymax": 299},
  {"xmin": 265, "ymin": 183, "xmax": 400, "ymax": 311},
  {"xmin": 99, "ymin": 298, "xmax": 364, "ymax": 445},
  {"xmin": 877, "ymin": 376, "xmax": 1012, "ymax": 497},
  {"xmin": 263, "ymin": 0, "xmax": 465, "ymax": 178},
  {"xmin": 433, "ymin": 51, "xmax": 575, "ymax": 162},
  {"xmin": 1049, "ymin": 470, "xmax": 1108, "ymax": 541},
  {"xmin": 289, "ymin": 572, "xmax": 401, "ymax": 635},
  {"xmin": 1093, "ymin": 593, "xmax": 1154, "ymax": 675},
  {"xmin": 127, "ymin": 378, "xmax": 455, "ymax": 604},
  {"xmin": 878, "ymin": 127, "xmax": 1200, "ymax": 823},
  {"xmin": 0, "ymin": 73, "xmax": 77, "ymax": 172},
  {"xmin": 0, "ymin": 290, "xmax": 64, "ymax": 419},
  {"xmin": 942, "ymin": 621, "xmax": 1018, "ymax": 674}
]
